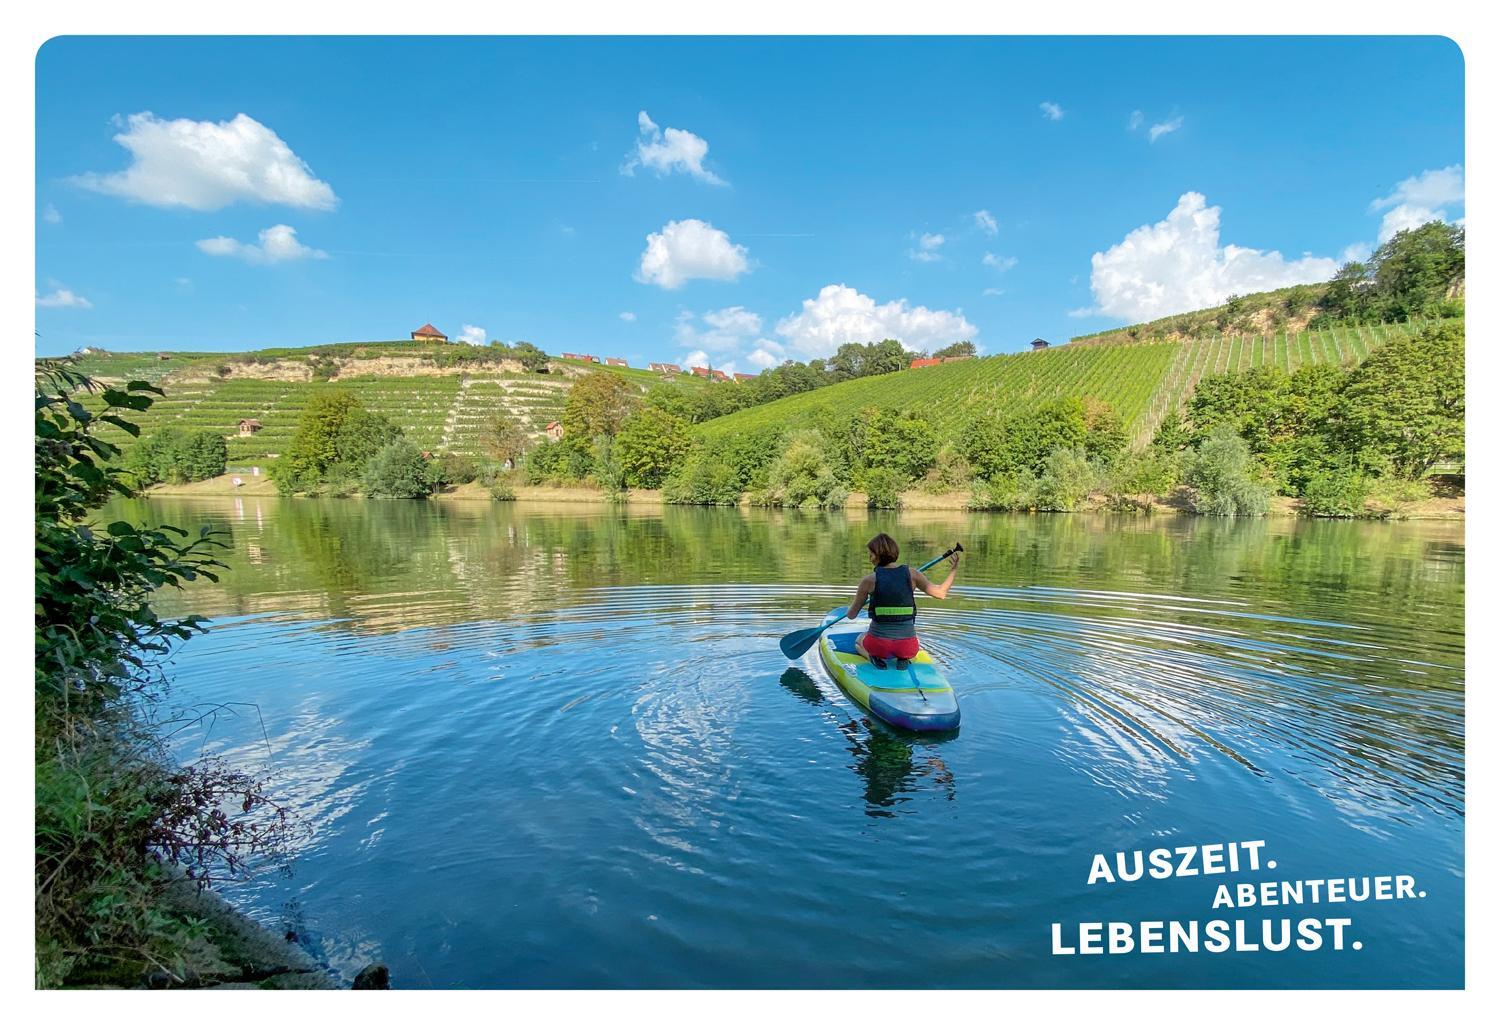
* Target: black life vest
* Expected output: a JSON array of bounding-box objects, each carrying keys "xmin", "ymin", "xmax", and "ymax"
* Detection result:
[{"xmin": 869, "ymin": 564, "xmax": 916, "ymax": 625}]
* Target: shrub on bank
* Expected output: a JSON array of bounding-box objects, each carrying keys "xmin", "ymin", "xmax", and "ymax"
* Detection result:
[
  {"xmin": 1186, "ymin": 426, "xmax": 1271, "ymax": 517},
  {"xmin": 126, "ymin": 427, "xmax": 228, "ymax": 485},
  {"xmin": 756, "ymin": 430, "xmax": 847, "ymax": 509},
  {"xmin": 863, "ymin": 467, "xmax": 903, "ymax": 509},
  {"xmin": 363, "ymin": 440, "xmax": 433, "ymax": 499}
]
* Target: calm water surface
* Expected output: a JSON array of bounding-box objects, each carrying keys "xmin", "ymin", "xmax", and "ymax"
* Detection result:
[{"xmin": 108, "ymin": 497, "xmax": 1464, "ymax": 988}]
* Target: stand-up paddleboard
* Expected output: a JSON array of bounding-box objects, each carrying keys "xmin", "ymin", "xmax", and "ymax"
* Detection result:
[{"xmin": 816, "ymin": 607, "xmax": 960, "ymax": 733}]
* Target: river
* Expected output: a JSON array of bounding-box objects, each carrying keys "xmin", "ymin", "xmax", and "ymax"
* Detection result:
[{"xmin": 105, "ymin": 496, "xmax": 1465, "ymax": 988}]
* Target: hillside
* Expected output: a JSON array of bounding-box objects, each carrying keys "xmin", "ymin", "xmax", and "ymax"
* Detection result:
[
  {"xmin": 697, "ymin": 321, "xmax": 1426, "ymax": 449},
  {"xmin": 66, "ymin": 341, "xmax": 711, "ymax": 466},
  {"xmin": 1069, "ymin": 284, "xmax": 1331, "ymax": 347}
]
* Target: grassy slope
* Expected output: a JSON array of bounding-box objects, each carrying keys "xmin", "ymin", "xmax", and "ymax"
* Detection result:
[
  {"xmin": 698, "ymin": 322, "xmax": 1424, "ymax": 449},
  {"xmin": 1069, "ymin": 284, "xmax": 1330, "ymax": 346}
]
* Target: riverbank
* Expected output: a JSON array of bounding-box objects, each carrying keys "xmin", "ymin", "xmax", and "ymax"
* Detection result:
[{"xmin": 148, "ymin": 474, "xmax": 1465, "ymax": 519}]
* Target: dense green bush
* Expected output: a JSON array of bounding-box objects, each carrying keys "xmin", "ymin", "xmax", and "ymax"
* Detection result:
[
  {"xmin": 524, "ymin": 437, "xmax": 594, "ymax": 484},
  {"xmin": 1185, "ymin": 426, "xmax": 1271, "ymax": 517},
  {"xmin": 756, "ymin": 430, "xmax": 847, "ymax": 509},
  {"xmin": 1036, "ymin": 447, "xmax": 1098, "ymax": 511},
  {"xmin": 862, "ymin": 467, "xmax": 903, "ymax": 509},
  {"xmin": 363, "ymin": 439, "xmax": 433, "ymax": 498},
  {"xmin": 271, "ymin": 390, "xmax": 404, "ymax": 494},
  {"xmin": 126, "ymin": 427, "xmax": 227, "ymax": 485},
  {"xmin": 966, "ymin": 469, "xmax": 1040, "ymax": 511},
  {"xmin": 426, "ymin": 451, "xmax": 480, "ymax": 488},
  {"xmin": 662, "ymin": 450, "xmax": 744, "ymax": 505},
  {"xmin": 616, "ymin": 406, "xmax": 692, "ymax": 488},
  {"xmin": 920, "ymin": 442, "xmax": 973, "ymax": 493},
  {"xmin": 1299, "ymin": 467, "xmax": 1372, "ymax": 518}
]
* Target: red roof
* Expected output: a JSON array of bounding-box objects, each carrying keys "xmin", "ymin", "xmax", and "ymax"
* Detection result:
[
  {"xmin": 412, "ymin": 323, "xmax": 446, "ymax": 338},
  {"xmin": 734, "ymin": 372, "xmax": 756, "ymax": 381},
  {"xmin": 909, "ymin": 357, "xmax": 942, "ymax": 369}
]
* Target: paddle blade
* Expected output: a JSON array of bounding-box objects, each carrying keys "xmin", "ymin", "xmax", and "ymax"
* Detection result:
[{"xmin": 779, "ymin": 626, "xmax": 826, "ymax": 660}]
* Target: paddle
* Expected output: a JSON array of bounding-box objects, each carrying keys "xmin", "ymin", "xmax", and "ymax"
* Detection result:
[{"xmin": 778, "ymin": 542, "xmax": 964, "ymax": 660}]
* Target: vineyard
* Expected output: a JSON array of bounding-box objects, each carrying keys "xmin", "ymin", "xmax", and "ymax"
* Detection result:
[
  {"xmin": 698, "ymin": 322, "xmax": 1425, "ymax": 450},
  {"xmin": 69, "ymin": 340, "xmax": 711, "ymax": 469}
]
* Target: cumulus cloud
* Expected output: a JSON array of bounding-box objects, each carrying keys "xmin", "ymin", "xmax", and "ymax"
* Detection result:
[
  {"xmin": 196, "ymin": 224, "xmax": 328, "ymax": 264},
  {"xmin": 983, "ymin": 252, "xmax": 1018, "ymax": 272},
  {"xmin": 1087, "ymin": 192, "xmax": 1339, "ymax": 322},
  {"xmin": 458, "ymin": 324, "xmax": 487, "ymax": 345},
  {"xmin": 909, "ymin": 232, "xmax": 946, "ymax": 262},
  {"xmin": 973, "ymin": 209, "xmax": 998, "ymax": 236},
  {"xmin": 618, "ymin": 311, "xmax": 636, "ymax": 322},
  {"xmin": 1148, "ymin": 116, "xmax": 1184, "ymax": 142},
  {"xmin": 674, "ymin": 306, "xmax": 765, "ymax": 360},
  {"xmin": 774, "ymin": 284, "xmax": 977, "ymax": 358},
  {"xmin": 1371, "ymin": 164, "xmax": 1464, "ymax": 212},
  {"xmin": 73, "ymin": 112, "xmax": 337, "ymax": 211},
  {"xmin": 622, "ymin": 111, "xmax": 725, "ymax": 185},
  {"xmin": 1040, "ymin": 101, "xmax": 1065, "ymax": 121},
  {"xmin": 36, "ymin": 287, "xmax": 92, "ymax": 309},
  {"xmin": 746, "ymin": 345, "xmax": 784, "ymax": 369},
  {"xmin": 636, "ymin": 218, "xmax": 749, "ymax": 289}
]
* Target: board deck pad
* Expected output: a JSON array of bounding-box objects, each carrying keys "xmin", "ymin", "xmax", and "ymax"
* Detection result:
[{"xmin": 816, "ymin": 610, "xmax": 961, "ymax": 732}]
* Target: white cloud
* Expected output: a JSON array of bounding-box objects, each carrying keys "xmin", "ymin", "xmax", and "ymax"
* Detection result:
[
  {"xmin": 982, "ymin": 252, "xmax": 1018, "ymax": 272},
  {"xmin": 1087, "ymin": 192, "xmax": 1339, "ymax": 322},
  {"xmin": 674, "ymin": 306, "xmax": 764, "ymax": 358},
  {"xmin": 1370, "ymin": 165, "xmax": 1464, "ymax": 213},
  {"xmin": 1376, "ymin": 205, "xmax": 1445, "ymax": 243},
  {"xmin": 682, "ymin": 348, "xmax": 710, "ymax": 368},
  {"xmin": 1339, "ymin": 242, "xmax": 1374, "ymax": 265},
  {"xmin": 1128, "ymin": 110, "xmax": 1144, "ymax": 131},
  {"xmin": 982, "ymin": 288, "xmax": 1005, "ymax": 297},
  {"xmin": 1068, "ymin": 307, "xmax": 1097, "ymax": 318},
  {"xmin": 622, "ymin": 110, "xmax": 725, "ymax": 185},
  {"xmin": 774, "ymin": 284, "xmax": 977, "ymax": 358},
  {"xmin": 1040, "ymin": 101, "xmax": 1065, "ymax": 121},
  {"xmin": 42, "ymin": 203, "xmax": 61, "ymax": 224},
  {"xmin": 1148, "ymin": 117, "xmax": 1184, "ymax": 142},
  {"xmin": 73, "ymin": 112, "xmax": 337, "ymax": 211},
  {"xmin": 618, "ymin": 311, "xmax": 636, "ymax": 322},
  {"xmin": 909, "ymin": 232, "xmax": 946, "ymax": 262},
  {"xmin": 458, "ymin": 324, "xmax": 487, "ymax": 345},
  {"xmin": 175, "ymin": 276, "xmax": 192, "ymax": 288},
  {"xmin": 973, "ymin": 209, "xmax": 998, "ymax": 236},
  {"xmin": 636, "ymin": 218, "xmax": 749, "ymax": 289},
  {"xmin": 196, "ymin": 224, "xmax": 328, "ymax": 264},
  {"xmin": 746, "ymin": 345, "xmax": 783, "ymax": 369},
  {"xmin": 37, "ymin": 287, "xmax": 92, "ymax": 309}
]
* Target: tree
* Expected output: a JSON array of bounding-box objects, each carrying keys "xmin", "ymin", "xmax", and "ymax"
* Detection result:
[
  {"xmin": 932, "ymin": 340, "xmax": 977, "ymax": 359},
  {"xmin": 334, "ymin": 409, "xmax": 403, "ymax": 469},
  {"xmin": 482, "ymin": 411, "xmax": 530, "ymax": 466},
  {"xmin": 126, "ymin": 427, "xmax": 227, "ymax": 485},
  {"xmin": 859, "ymin": 408, "xmax": 938, "ymax": 483},
  {"xmin": 1186, "ymin": 426, "xmax": 1271, "ymax": 517},
  {"xmin": 362, "ymin": 439, "xmax": 433, "ymax": 498},
  {"xmin": 616, "ymin": 406, "xmax": 692, "ymax": 488},
  {"xmin": 562, "ymin": 372, "xmax": 639, "ymax": 439},
  {"xmin": 272, "ymin": 390, "xmax": 362, "ymax": 493},
  {"xmin": 513, "ymin": 341, "xmax": 550, "ymax": 372},
  {"xmin": 1332, "ymin": 320, "xmax": 1464, "ymax": 478},
  {"xmin": 760, "ymin": 430, "xmax": 847, "ymax": 508}
]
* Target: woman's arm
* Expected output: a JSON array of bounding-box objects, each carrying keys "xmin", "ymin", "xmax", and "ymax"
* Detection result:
[
  {"xmin": 847, "ymin": 575, "xmax": 875, "ymax": 619},
  {"xmin": 911, "ymin": 552, "xmax": 960, "ymax": 600}
]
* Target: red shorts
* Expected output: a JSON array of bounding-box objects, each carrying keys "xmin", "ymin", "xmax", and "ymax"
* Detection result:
[{"xmin": 861, "ymin": 634, "xmax": 920, "ymax": 660}]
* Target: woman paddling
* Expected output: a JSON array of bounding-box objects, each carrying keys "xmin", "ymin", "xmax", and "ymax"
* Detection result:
[{"xmin": 844, "ymin": 533, "xmax": 960, "ymax": 670}]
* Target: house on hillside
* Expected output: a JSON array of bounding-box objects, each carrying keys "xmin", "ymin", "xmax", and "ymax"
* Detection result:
[
  {"xmin": 238, "ymin": 419, "xmax": 263, "ymax": 437},
  {"xmin": 545, "ymin": 421, "xmax": 564, "ymax": 441},
  {"xmin": 562, "ymin": 352, "xmax": 600, "ymax": 363},
  {"xmin": 1030, "ymin": 338, "xmax": 1050, "ymax": 351},
  {"xmin": 691, "ymin": 366, "xmax": 710, "ymax": 378},
  {"xmin": 156, "ymin": 352, "xmax": 172, "ymax": 361},
  {"xmin": 649, "ymin": 362, "xmax": 682, "ymax": 374},
  {"xmin": 734, "ymin": 372, "xmax": 757, "ymax": 382},
  {"xmin": 941, "ymin": 354, "xmax": 972, "ymax": 363},
  {"xmin": 909, "ymin": 357, "xmax": 942, "ymax": 369},
  {"xmin": 711, "ymin": 370, "xmax": 730, "ymax": 382},
  {"xmin": 605, "ymin": 357, "xmax": 628, "ymax": 367},
  {"xmin": 411, "ymin": 323, "xmax": 448, "ymax": 343}
]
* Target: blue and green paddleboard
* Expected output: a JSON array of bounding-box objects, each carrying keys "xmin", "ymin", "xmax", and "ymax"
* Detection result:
[{"xmin": 816, "ymin": 608, "xmax": 960, "ymax": 733}]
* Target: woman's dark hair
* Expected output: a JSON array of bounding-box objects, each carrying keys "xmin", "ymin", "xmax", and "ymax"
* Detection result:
[{"xmin": 867, "ymin": 533, "xmax": 900, "ymax": 566}]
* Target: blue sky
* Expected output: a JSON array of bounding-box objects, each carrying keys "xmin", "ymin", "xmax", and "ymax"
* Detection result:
[{"xmin": 35, "ymin": 36, "xmax": 1464, "ymax": 367}]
